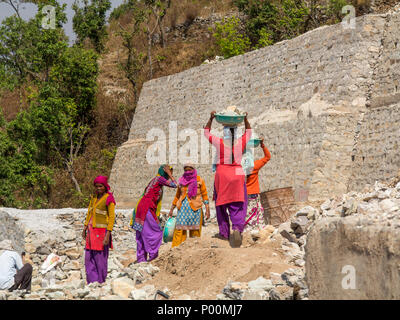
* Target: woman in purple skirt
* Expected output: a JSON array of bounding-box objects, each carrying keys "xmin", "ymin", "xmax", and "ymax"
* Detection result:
[
  {"xmin": 82, "ymin": 176, "xmax": 116, "ymax": 284},
  {"xmin": 130, "ymin": 165, "xmax": 177, "ymax": 262}
]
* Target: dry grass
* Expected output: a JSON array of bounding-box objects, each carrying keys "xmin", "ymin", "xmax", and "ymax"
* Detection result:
[{"xmin": 0, "ymin": 86, "xmax": 31, "ymax": 121}]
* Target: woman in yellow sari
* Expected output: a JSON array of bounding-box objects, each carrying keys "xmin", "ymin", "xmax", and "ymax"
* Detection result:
[
  {"xmin": 168, "ymin": 163, "xmax": 210, "ymax": 247},
  {"xmin": 82, "ymin": 176, "xmax": 116, "ymax": 284}
]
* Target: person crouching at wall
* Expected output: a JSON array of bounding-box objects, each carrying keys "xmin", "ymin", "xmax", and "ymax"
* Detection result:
[{"xmin": 0, "ymin": 240, "xmax": 33, "ymax": 292}]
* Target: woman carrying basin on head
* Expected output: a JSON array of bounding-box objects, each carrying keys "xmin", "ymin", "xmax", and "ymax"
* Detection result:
[{"xmin": 204, "ymin": 110, "xmax": 252, "ymax": 247}]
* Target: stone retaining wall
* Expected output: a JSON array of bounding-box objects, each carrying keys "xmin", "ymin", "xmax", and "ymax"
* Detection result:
[{"xmin": 110, "ymin": 12, "xmax": 400, "ymax": 208}]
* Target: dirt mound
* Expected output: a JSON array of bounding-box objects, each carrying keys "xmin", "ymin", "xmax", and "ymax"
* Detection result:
[{"xmin": 137, "ymin": 224, "xmax": 294, "ymax": 299}]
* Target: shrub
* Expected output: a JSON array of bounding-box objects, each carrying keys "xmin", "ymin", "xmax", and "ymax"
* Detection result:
[{"xmin": 212, "ymin": 16, "xmax": 251, "ymax": 58}]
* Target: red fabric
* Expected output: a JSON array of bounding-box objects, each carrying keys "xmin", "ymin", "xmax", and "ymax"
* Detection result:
[
  {"xmin": 85, "ymin": 218, "xmax": 113, "ymax": 251},
  {"xmin": 246, "ymin": 145, "xmax": 271, "ymax": 195},
  {"xmin": 135, "ymin": 177, "xmax": 164, "ymax": 227},
  {"xmin": 204, "ymin": 128, "xmax": 252, "ymax": 206},
  {"xmin": 204, "ymin": 128, "xmax": 251, "ymax": 166}
]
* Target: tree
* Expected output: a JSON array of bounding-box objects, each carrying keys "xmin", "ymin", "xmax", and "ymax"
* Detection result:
[
  {"xmin": 1, "ymin": 107, "xmax": 53, "ymax": 207},
  {"xmin": 0, "ymin": 0, "xmax": 68, "ymax": 87},
  {"xmin": 72, "ymin": 0, "xmax": 111, "ymax": 53},
  {"xmin": 31, "ymin": 47, "xmax": 99, "ymax": 194},
  {"xmin": 145, "ymin": 0, "xmax": 171, "ymax": 48},
  {"xmin": 117, "ymin": 3, "xmax": 146, "ymax": 106},
  {"xmin": 0, "ymin": 1, "xmax": 99, "ymax": 201}
]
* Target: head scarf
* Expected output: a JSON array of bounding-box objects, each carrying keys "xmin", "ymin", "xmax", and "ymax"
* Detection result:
[
  {"xmin": 0, "ymin": 239, "xmax": 14, "ymax": 256},
  {"xmin": 93, "ymin": 176, "xmax": 116, "ymax": 206},
  {"xmin": 179, "ymin": 164, "xmax": 198, "ymax": 198},
  {"xmin": 157, "ymin": 165, "xmax": 171, "ymax": 179}
]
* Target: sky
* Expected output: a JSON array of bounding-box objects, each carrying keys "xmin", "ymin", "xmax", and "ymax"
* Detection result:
[{"xmin": 0, "ymin": 0, "xmax": 126, "ymax": 44}]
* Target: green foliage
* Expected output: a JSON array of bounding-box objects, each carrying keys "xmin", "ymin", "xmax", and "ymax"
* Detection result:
[
  {"xmin": 254, "ymin": 27, "xmax": 273, "ymax": 49},
  {"xmin": 212, "ymin": 16, "xmax": 251, "ymax": 59},
  {"xmin": 0, "ymin": 0, "xmax": 68, "ymax": 87},
  {"xmin": 116, "ymin": 1, "xmax": 147, "ymax": 103},
  {"xmin": 0, "ymin": 107, "xmax": 53, "ymax": 207},
  {"xmin": 0, "ymin": 2, "xmax": 99, "ymax": 207},
  {"xmin": 109, "ymin": 0, "xmax": 138, "ymax": 21},
  {"xmin": 327, "ymin": 0, "xmax": 350, "ymax": 22},
  {"xmin": 233, "ymin": 0, "xmax": 350, "ymax": 51},
  {"xmin": 72, "ymin": 0, "xmax": 112, "ymax": 53},
  {"xmin": 50, "ymin": 46, "xmax": 99, "ymax": 122}
]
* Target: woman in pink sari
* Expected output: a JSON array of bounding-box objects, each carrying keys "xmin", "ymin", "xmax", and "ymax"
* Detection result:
[{"xmin": 204, "ymin": 111, "xmax": 252, "ymax": 247}]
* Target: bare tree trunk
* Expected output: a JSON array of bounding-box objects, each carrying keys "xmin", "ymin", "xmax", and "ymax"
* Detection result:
[
  {"xmin": 66, "ymin": 162, "xmax": 82, "ymax": 194},
  {"xmin": 147, "ymin": 32, "xmax": 153, "ymax": 78},
  {"xmin": 159, "ymin": 18, "xmax": 166, "ymax": 48}
]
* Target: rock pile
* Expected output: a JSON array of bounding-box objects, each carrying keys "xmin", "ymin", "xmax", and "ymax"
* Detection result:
[
  {"xmin": 0, "ymin": 209, "xmax": 169, "ymax": 300},
  {"xmin": 2, "ymin": 178, "xmax": 399, "ymax": 300},
  {"xmin": 217, "ymin": 178, "xmax": 400, "ymax": 300},
  {"xmin": 217, "ymin": 268, "xmax": 307, "ymax": 301}
]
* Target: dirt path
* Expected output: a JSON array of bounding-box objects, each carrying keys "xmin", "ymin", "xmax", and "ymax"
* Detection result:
[{"xmin": 137, "ymin": 223, "xmax": 296, "ymax": 300}]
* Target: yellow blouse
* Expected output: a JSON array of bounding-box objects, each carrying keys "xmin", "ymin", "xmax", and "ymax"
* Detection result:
[{"xmin": 84, "ymin": 193, "xmax": 116, "ymax": 231}]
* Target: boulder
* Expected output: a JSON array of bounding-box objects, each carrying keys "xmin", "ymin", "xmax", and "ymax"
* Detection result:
[
  {"xmin": 247, "ymin": 277, "xmax": 274, "ymax": 292},
  {"xmin": 242, "ymin": 289, "xmax": 269, "ymax": 300},
  {"xmin": 278, "ymin": 222, "xmax": 296, "ymax": 242},
  {"xmin": 296, "ymin": 206, "xmax": 319, "ymax": 220},
  {"xmin": 130, "ymin": 289, "xmax": 148, "ymax": 300},
  {"xmin": 111, "ymin": 277, "xmax": 136, "ymax": 299},
  {"xmin": 379, "ymin": 199, "xmax": 399, "ymax": 213},
  {"xmin": 290, "ymin": 216, "xmax": 310, "ymax": 235},
  {"xmin": 306, "ymin": 215, "xmax": 400, "ymax": 299},
  {"xmin": 65, "ymin": 248, "xmax": 81, "ymax": 260},
  {"xmin": 222, "ymin": 282, "xmax": 248, "ymax": 300},
  {"xmin": 61, "ymin": 229, "xmax": 76, "ymax": 242},
  {"xmin": 341, "ymin": 198, "xmax": 358, "ymax": 217},
  {"xmin": 269, "ymin": 288, "xmax": 282, "ymax": 300}
]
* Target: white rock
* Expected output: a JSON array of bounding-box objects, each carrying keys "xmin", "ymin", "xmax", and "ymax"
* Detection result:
[
  {"xmin": 247, "ymin": 277, "xmax": 274, "ymax": 292},
  {"xmin": 295, "ymin": 259, "xmax": 305, "ymax": 267},
  {"xmin": 46, "ymin": 291, "xmax": 65, "ymax": 300},
  {"xmin": 0, "ymin": 291, "xmax": 7, "ymax": 300},
  {"xmin": 242, "ymin": 289, "xmax": 269, "ymax": 300},
  {"xmin": 111, "ymin": 277, "xmax": 136, "ymax": 299},
  {"xmin": 379, "ymin": 199, "xmax": 399, "ymax": 213},
  {"xmin": 62, "ymin": 229, "xmax": 76, "ymax": 241},
  {"xmin": 320, "ymin": 200, "xmax": 332, "ymax": 211},
  {"xmin": 130, "ymin": 289, "xmax": 148, "ymax": 300}
]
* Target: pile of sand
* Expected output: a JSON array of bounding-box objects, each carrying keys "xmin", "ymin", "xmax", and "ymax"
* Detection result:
[{"xmin": 138, "ymin": 223, "xmax": 295, "ymax": 299}]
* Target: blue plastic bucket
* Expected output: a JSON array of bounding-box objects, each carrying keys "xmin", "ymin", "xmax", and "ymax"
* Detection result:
[
  {"xmin": 247, "ymin": 138, "xmax": 262, "ymax": 148},
  {"xmin": 163, "ymin": 217, "xmax": 176, "ymax": 243},
  {"xmin": 215, "ymin": 114, "xmax": 245, "ymax": 126}
]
